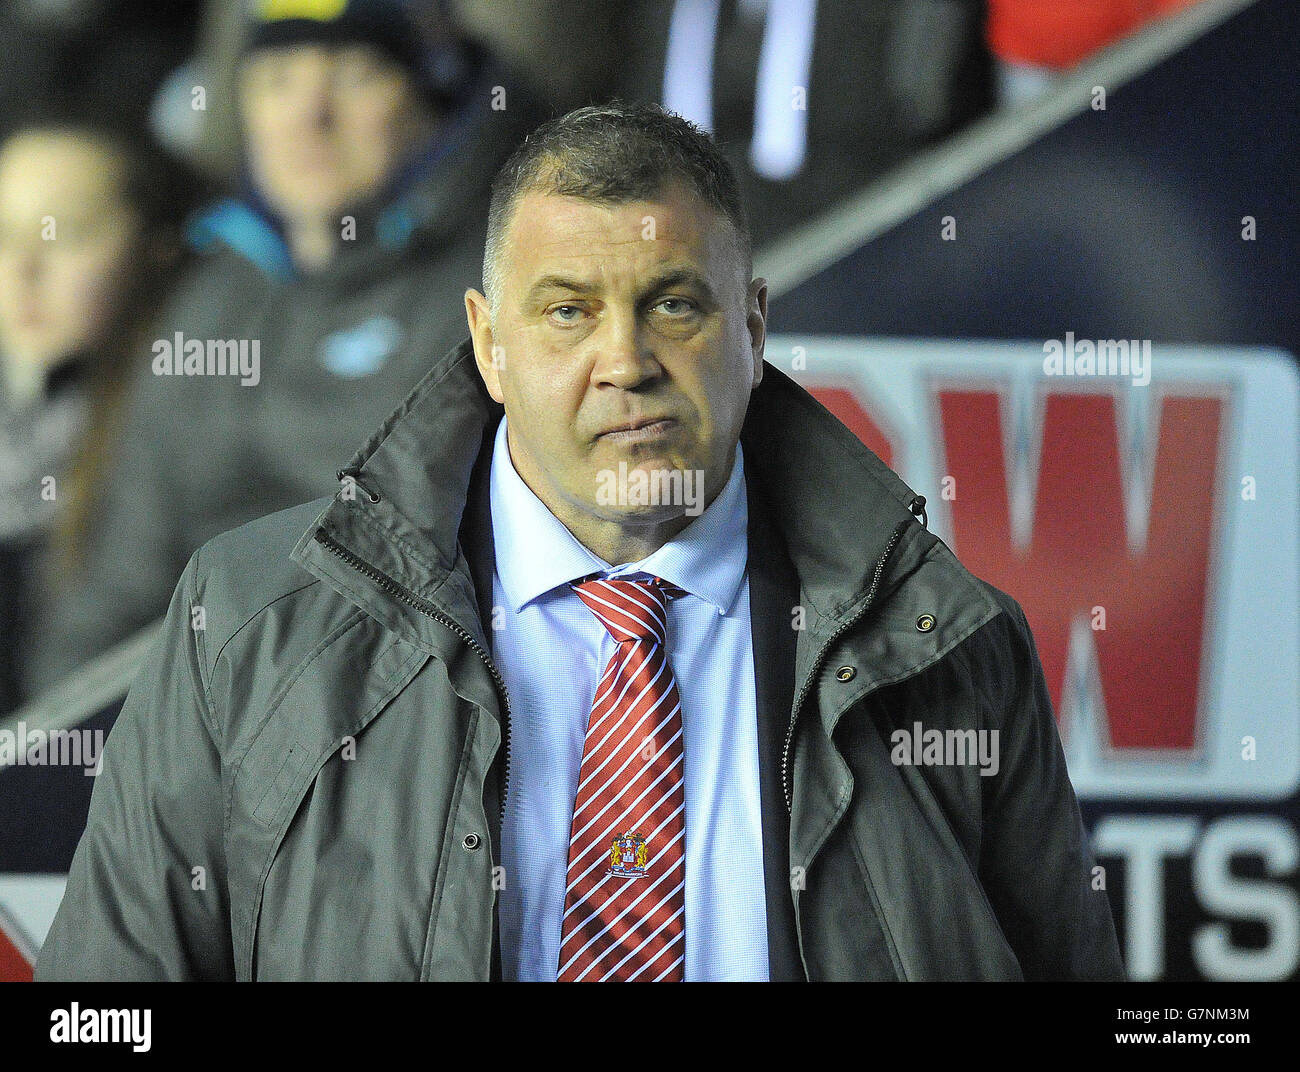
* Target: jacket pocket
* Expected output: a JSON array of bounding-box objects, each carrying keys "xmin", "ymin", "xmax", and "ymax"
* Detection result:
[
  {"xmin": 832, "ymin": 693, "xmax": 1024, "ymax": 980},
  {"xmin": 224, "ymin": 619, "xmax": 429, "ymax": 979}
]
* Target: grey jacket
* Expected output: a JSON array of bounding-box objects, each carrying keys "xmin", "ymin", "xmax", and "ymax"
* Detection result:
[
  {"xmin": 37, "ymin": 338, "xmax": 1125, "ymax": 981},
  {"xmin": 25, "ymin": 65, "xmax": 541, "ymax": 693}
]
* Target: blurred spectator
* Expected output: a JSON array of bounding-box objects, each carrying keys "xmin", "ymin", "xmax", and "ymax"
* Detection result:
[
  {"xmin": 0, "ymin": 113, "xmax": 197, "ymax": 711},
  {"xmin": 25, "ymin": 0, "xmax": 542, "ymax": 694},
  {"xmin": 614, "ymin": 0, "xmax": 994, "ymax": 248},
  {"xmin": 0, "ymin": 0, "xmax": 203, "ymax": 132},
  {"xmin": 986, "ymin": 0, "xmax": 1206, "ymax": 106}
]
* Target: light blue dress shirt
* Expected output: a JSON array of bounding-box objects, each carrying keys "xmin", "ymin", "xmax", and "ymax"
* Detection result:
[{"xmin": 489, "ymin": 415, "xmax": 769, "ymax": 981}]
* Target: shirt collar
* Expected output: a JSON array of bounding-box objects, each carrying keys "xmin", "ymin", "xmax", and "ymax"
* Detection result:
[{"xmin": 489, "ymin": 415, "xmax": 748, "ymax": 616}]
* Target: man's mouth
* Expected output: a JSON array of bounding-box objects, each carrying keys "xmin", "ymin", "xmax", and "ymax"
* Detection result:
[{"xmin": 597, "ymin": 417, "xmax": 677, "ymax": 442}]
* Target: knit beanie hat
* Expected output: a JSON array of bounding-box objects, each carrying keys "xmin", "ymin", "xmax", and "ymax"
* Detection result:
[{"xmin": 243, "ymin": 0, "xmax": 477, "ymax": 109}]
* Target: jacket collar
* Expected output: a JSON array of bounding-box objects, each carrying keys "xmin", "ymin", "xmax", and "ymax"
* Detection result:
[{"xmin": 292, "ymin": 336, "xmax": 966, "ymax": 701}]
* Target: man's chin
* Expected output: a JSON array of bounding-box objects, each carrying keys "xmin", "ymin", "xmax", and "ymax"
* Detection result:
[
  {"xmin": 590, "ymin": 501, "xmax": 690, "ymax": 528},
  {"xmin": 589, "ymin": 459, "xmax": 709, "ymax": 520},
  {"xmin": 264, "ymin": 184, "xmax": 357, "ymax": 224}
]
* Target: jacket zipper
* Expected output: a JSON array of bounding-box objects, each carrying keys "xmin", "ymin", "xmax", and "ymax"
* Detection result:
[
  {"xmin": 313, "ymin": 529, "xmax": 512, "ymax": 827},
  {"xmin": 780, "ymin": 519, "xmax": 910, "ymax": 815}
]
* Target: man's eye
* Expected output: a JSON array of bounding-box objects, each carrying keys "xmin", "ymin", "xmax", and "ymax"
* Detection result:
[
  {"xmin": 654, "ymin": 298, "xmax": 695, "ymax": 315},
  {"xmin": 550, "ymin": 304, "xmax": 583, "ymax": 322}
]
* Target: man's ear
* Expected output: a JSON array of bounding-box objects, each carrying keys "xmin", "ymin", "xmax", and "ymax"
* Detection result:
[
  {"xmin": 748, "ymin": 277, "xmax": 768, "ymax": 387},
  {"xmin": 464, "ymin": 288, "xmax": 504, "ymax": 403}
]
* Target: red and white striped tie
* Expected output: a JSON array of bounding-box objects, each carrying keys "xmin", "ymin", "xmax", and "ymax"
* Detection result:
[{"xmin": 556, "ymin": 575, "xmax": 688, "ymax": 982}]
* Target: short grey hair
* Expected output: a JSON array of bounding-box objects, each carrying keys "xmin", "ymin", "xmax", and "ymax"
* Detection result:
[{"xmin": 481, "ymin": 100, "xmax": 751, "ymax": 315}]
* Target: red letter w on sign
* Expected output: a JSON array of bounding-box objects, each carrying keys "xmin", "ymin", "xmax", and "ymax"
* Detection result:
[{"xmin": 937, "ymin": 389, "xmax": 1224, "ymax": 753}]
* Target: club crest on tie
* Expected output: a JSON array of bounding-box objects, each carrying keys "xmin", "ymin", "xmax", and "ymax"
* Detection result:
[{"xmin": 608, "ymin": 832, "xmax": 649, "ymax": 879}]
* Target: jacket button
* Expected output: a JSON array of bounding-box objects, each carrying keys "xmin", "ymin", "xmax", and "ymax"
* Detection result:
[
  {"xmin": 916, "ymin": 614, "xmax": 936, "ymax": 632},
  {"xmin": 462, "ymin": 833, "xmax": 481, "ymax": 851},
  {"xmin": 835, "ymin": 665, "xmax": 856, "ymax": 682}
]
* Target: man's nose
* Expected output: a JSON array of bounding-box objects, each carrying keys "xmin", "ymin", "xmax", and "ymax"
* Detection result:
[
  {"xmin": 286, "ymin": 72, "xmax": 336, "ymax": 131},
  {"xmin": 5, "ymin": 244, "xmax": 44, "ymax": 285},
  {"xmin": 302, "ymin": 89, "xmax": 336, "ymax": 131},
  {"xmin": 589, "ymin": 310, "xmax": 662, "ymax": 389}
]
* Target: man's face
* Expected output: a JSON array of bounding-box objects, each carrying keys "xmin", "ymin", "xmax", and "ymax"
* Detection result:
[
  {"xmin": 466, "ymin": 178, "xmax": 766, "ymax": 533},
  {"xmin": 238, "ymin": 43, "xmax": 434, "ymax": 223}
]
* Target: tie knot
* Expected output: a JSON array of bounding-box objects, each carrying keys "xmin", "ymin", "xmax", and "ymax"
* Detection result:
[{"xmin": 571, "ymin": 576, "xmax": 684, "ymax": 645}]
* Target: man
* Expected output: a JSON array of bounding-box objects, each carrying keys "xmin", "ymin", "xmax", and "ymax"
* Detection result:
[
  {"xmin": 37, "ymin": 103, "xmax": 1125, "ymax": 981},
  {"xmin": 25, "ymin": 0, "xmax": 540, "ymax": 692}
]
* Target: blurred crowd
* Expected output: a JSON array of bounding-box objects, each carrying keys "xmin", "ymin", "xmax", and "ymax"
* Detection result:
[{"xmin": 0, "ymin": 0, "xmax": 1206, "ymax": 711}]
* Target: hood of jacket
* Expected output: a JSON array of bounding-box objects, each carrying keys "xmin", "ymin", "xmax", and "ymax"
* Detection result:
[{"xmin": 290, "ymin": 336, "xmax": 1004, "ymax": 752}]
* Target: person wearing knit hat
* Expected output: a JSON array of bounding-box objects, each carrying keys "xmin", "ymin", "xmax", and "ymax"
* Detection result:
[
  {"xmin": 244, "ymin": 0, "xmax": 475, "ymax": 112},
  {"xmin": 236, "ymin": 0, "xmax": 450, "ymax": 271}
]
